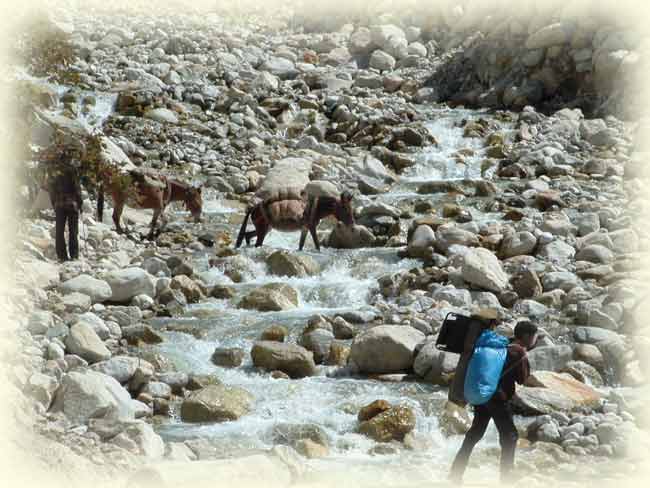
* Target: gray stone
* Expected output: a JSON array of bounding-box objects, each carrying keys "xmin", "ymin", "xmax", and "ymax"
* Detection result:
[
  {"xmin": 64, "ymin": 322, "xmax": 111, "ymax": 364},
  {"xmin": 104, "ymin": 268, "xmax": 156, "ymax": 302},
  {"xmin": 59, "ymin": 275, "xmax": 112, "ymax": 303},
  {"xmin": 350, "ymin": 325, "xmax": 424, "ymax": 374}
]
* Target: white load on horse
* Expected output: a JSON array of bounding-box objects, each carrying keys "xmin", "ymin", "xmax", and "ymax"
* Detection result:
[{"xmin": 236, "ymin": 157, "xmax": 354, "ymax": 251}]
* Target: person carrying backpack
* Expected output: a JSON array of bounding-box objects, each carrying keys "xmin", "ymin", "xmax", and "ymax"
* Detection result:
[{"xmin": 448, "ymin": 320, "xmax": 538, "ymax": 484}]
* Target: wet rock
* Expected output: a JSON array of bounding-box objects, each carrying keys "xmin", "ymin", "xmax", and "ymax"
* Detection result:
[
  {"xmin": 332, "ymin": 317, "xmax": 356, "ymax": 340},
  {"xmin": 349, "ymin": 325, "xmax": 424, "ymax": 374},
  {"xmin": 251, "ymin": 341, "xmax": 316, "ymax": 378},
  {"xmin": 358, "ymin": 405, "xmax": 416, "ymax": 442},
  {"xmin": 64, "ymin": 322, "xmax": 111, "ymax": 364},
  {"xmin": 238, "ymin": 283, "xmax": 299, "ymax": 311},
  {"xmin": 439, "ymin": 400, "xmax": 472, "ymax": 436},
  {"xmin": 260, "ymin": 325, "xmax": 288, "ymax": 342},
  {"xmin": 170, "ymin": 275, "xmax": 204, "ymax": 303},
  {"xmin": 59, "ymin": 275, "xmax": 112, "ymax": 303},
  {"xmin": 104, "ymin": 268, "xmax": 156, "ymax": 302},
  {"xmin": 462, "ymin": 248, "xmax": 509, "ymax": 293},
  {"xmin": 413, "ymin": 342, "xmax": 459, "ymax": 385},
  {"xmin": 295, "ymin": 438, "xmax": 328, "ymax": 458},
  {"xmin": 186, "ymin": 374, "xmax": 222, "ymax": 391},
  {"xmin": 299, "ymin": 328, "xmax": 334, "ymax": 365},
  {"xmin": 271, "ymin": 423, "xmax": 329, "ymax": 449},
  {"xmin": 325, "ymin": 223, "xmax": 375, "ymax": 248},
  {"xmin": 180, "ymin": 384, "xmax": 253, "ymax": 423},
  {"xmin": 211, "ymin": 348, "xmax": 245, "ymax": 368},
  {"xmin": 122, "ymin": 324, "xmax": 164, "ymax": 345},
  {"xmin": 267, "ymin": 251, "xmax": 320, "ymax": 278},
  {"xmin": 51, "ymin": 370, "xmax": 136, "ymax": 424},
  {"xmin": 358, "ymin": 399, "xmax": 392, "ymax": 422}
]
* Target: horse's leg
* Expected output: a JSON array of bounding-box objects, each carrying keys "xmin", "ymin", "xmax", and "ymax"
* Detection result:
[
  {"xmin": 147, "ymin": 207, "xmax": 162, "ymax": 240},
  {"xmin": 113, "ymin": 200, "xmax": 125, "ymax": 234},
  {"xmin": 309, "ymin": 224, "xmax": 320, "ymax": 252},
  {"xmin": 245, "ymin": 230, "xmax": 256, "ymax": 245},
  {"xmin": 299, "ymin": 228, "xmax": 308, "ymax": 251},
  {"xmin": 255, "ymin": 222, "xmax": 269, "ymax": 247}
]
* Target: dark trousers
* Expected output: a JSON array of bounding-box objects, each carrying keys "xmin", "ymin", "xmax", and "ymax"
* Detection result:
[
  {"xmin": 55, "ymin": 206, "xmax": 79, "ymax": 261},
  {"xmin": 450, "ymin": 397, "xmax": 518, "ymax": 481}
]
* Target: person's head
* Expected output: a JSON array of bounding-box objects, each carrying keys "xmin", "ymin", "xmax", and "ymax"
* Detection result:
[{"xmin": 514, "ymin": 320, "xmax": 538, "ymax": 349}]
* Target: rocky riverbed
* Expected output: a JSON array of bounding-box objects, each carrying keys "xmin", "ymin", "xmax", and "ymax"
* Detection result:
[{"xmin": 4, "ymin": 1, "xmax": 650, "ymax": 486}]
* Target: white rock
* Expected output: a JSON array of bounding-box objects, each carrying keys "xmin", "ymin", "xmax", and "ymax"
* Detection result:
[
  {"xmin": 90, "ymin": 356, "xmax": 148, "ymax": 384},
  {"xmin": 462, "ymin": 248, "xmax": 509, "ymax": 293},
  {"xmin": 51, "ymin": 370, "xmax": 136, "ymax": 424},
  {"xmin": 104, "ymin": 267, "xmax": 156, "ymax": 302},
  {"xmin": 59, "ymin": 274, "xmax": 113, "ymax": 303}
]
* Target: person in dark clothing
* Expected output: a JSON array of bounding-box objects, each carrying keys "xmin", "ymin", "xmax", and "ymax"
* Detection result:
[
  {"xmin": 449, "ymin": 320, "xmax": 538, "ymax": 484},
  {"xmin": 48, "ymin": 165, "xmax": 83, "ymax": 261}
]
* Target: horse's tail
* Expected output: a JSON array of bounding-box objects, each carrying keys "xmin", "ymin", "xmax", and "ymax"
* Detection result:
[
  {"xmin": 97, "ymin": 183, "xmax": 104, "ymax": 222},
  {"xmin": 235, "ymin": 205, "xmax": 254, "ymax": 248}
]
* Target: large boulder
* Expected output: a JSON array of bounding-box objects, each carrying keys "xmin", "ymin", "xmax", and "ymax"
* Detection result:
[
  {"xmin": 238, "ymin": 283, "xmax": 299, "ymax": 311},
  {"xmin": 513, "ymin": 371, "xmax": 602, "ymax": 415},
  {"xmin": 59, "ymin": 275, "xmax": 112, "ymax": 303},
  {"xmin": 103, "ymin": 268, "xmax": 156, "ymax": 302},
  {"xmin": 349, "ymin": 325, "xmax": 424, "ymax": 374},
  {"xmin": 413, "ymin": 341, "xmax": 459, "ymax": 385},
  {"xmin": 266, "ymin": 251, "xmax": 320, "ymax": 278},
  {"xmin": 325, "ymin": 223, "xmax": 376, "ymax": 249},
  {"xmin": 462, "ymin": 248, "xmax": 509, "ymax": 293},
  {"xmin": 180, "ymin": 384, "xmax": 254, "ymax": 423},
  {"xmin": 358, "ymin": 405, "xmax": 416, "ymax": 442},
  {"xmin": 251, "ymin": 341, "xmax": 316, "ymax": 378},
  {"xmin": 64, "ymin": 322, "xmax": 111, "ymax": 364},
  {"xmin": 51, "ymin": 370, "xmax": 136, "ymax": 424}
]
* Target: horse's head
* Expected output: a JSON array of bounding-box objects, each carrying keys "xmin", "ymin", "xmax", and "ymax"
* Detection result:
[
  {"xmin": 336, "ymin": 191, "xmax": 355, "ymax": 226},
  {"xmin": 184, "ymin": 185, "xmax": 203, "ymax": 222}
]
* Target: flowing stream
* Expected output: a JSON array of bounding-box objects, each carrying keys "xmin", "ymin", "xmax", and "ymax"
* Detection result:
[{"xmin": 135, "ymin": 108, "xmax": 517, "ymax": 481}]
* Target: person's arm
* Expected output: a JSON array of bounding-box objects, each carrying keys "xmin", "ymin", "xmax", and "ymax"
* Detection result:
[{"xmin": 514, "ymin": 346, "xmax": 530, "ymax": 385}]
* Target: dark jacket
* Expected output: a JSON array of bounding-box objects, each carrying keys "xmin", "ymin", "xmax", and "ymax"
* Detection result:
[
  {"xmin": 48, "ymin": 168, "xmax": 82, "ymax": 211},
  {"xmin": 494, "ymin": 342, "xmax": 530, "ymax": 401}
]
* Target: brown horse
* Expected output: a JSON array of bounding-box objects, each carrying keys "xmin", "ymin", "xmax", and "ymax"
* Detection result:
[
  {"xmin": 235, "ymin": 191, "xmax": 354, "ymax": 251},
  {"xmin": 97, "ymin": 170, "xmax": 203, "ymax": 239}
]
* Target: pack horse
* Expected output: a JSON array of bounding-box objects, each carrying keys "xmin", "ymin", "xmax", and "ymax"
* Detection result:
[
  {"xmin": 235, "ymin": 191, "xmax": 354, "ymax": 251},
  {"xmin": 97, "ymin": 169, "xmax": 203, "ymax": 239}
]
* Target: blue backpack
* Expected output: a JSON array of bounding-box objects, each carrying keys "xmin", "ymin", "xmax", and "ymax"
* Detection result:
[{"xmin": 463, "ymin": 330, "xmax": 509, "ymax": 406}]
